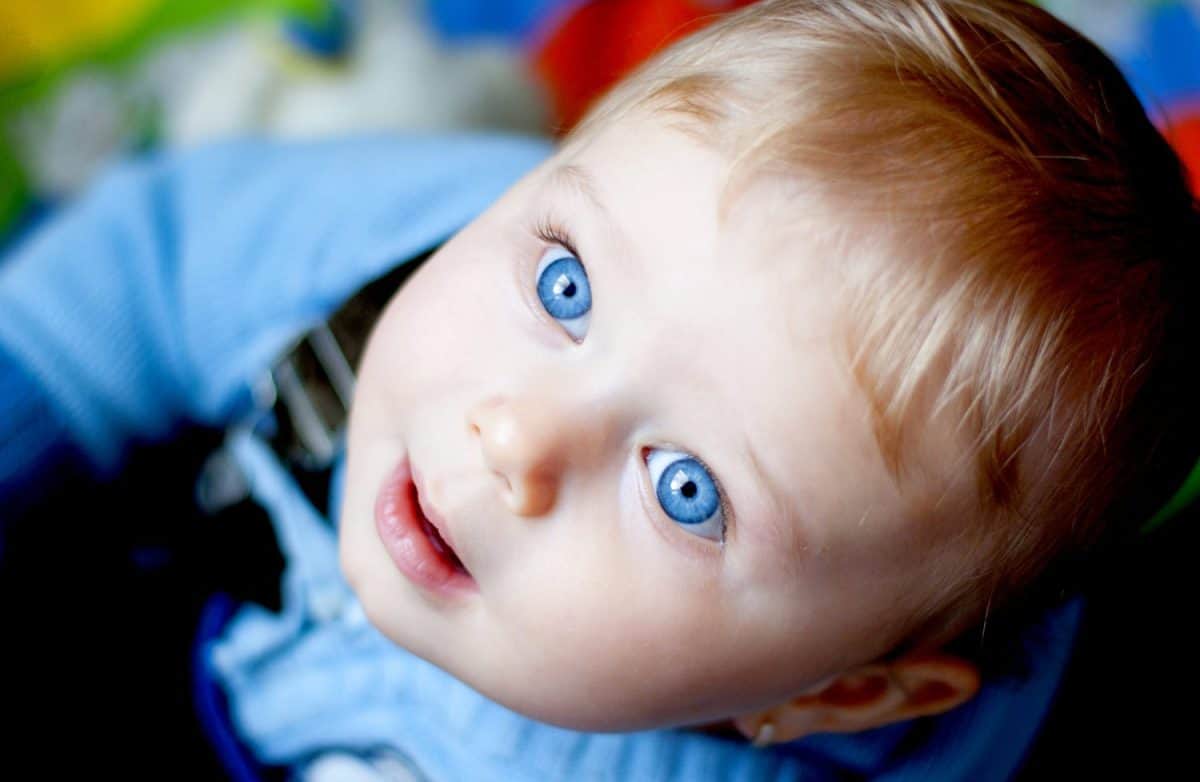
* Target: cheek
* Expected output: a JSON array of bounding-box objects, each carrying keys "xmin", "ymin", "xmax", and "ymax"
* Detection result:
[
  {"xmin": 473, "ymin": 522, "xmax": 755, "ymax": 727},
  {"xmin": 367, "ymin": 245, "xmax": 520, "ymax": 399}
]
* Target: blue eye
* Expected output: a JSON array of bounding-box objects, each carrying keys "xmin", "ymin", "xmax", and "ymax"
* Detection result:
[
  {"xmin": 646, "ymin": 448, "xmax": 725, "ymax": 542},
  {"xmin": 535, "ymin": 247, "xmax": 591, "ymax": 340}
]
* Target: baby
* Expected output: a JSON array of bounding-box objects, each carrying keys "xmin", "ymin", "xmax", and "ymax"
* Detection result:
[
  {"xmin": 1, "ymin": 0, "xmax": 1197, "ymax": 777},
  {"xmin": 338, "ymin": 0, "xmax": 1199, "ymax": 749}
]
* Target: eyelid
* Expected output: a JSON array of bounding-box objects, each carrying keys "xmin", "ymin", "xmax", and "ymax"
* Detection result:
[
  {"xmin": 534, "ymin": 215, "xmax": 582, "ymax": 261},
  {"xmin": 677, "ymin": 449, "xmax": 736, "ymax": 545},
  {"xmin": 516, "ymin": 216, "xmax": 584, "ymax": 345},
  {"xmin": 528, "ymin": 209, "xmax": 597, "ymax": 344}
]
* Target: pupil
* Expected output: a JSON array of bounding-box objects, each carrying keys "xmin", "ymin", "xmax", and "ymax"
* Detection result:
[
  {"xmin": 681, "ymin": 481, "xmax": 697, "ymax": 499},
  {"xmin": 552, "ymin": 273, "xmax": 577, "ymax": 299}
]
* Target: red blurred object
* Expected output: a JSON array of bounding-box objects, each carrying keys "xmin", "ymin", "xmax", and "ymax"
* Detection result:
[
  {"xmin": 533, "ymin": 0, "xmax": 1200, "ymax": 199},
  {"xmin": 533, "ymin": 0, "xmax": 757, "ymax": 133},
  {"xmin": 1163, "ymin": 102, "xmax": 1200, "ymax": 195}
]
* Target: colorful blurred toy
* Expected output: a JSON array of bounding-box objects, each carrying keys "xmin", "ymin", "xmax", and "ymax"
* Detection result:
[
  {"xmin": 2, "ymin": 0, "xmax": 1199, "ymax": 239},
  {"xmin": 0, "ymin": 0, "xmax": 318, "ymax": 232},
  {"xmin": 0, "ymin": 0, "xmax": 546, "ymax": 237}
]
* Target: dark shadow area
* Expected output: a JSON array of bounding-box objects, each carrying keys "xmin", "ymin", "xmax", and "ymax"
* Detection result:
[
  {"xmin": 0, "ymin": 428, "xmax": 284, "ymax": 779},
  {"xmin": 3, "ymin": 424, "xmax": 1194, "ymax": 779},
  {"xmin": 1020, "ymin": 505, "xmax": 1196, "ymax": 779}
]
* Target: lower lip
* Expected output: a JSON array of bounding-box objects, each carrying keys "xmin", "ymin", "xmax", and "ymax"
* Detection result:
[{"xmin": 374, "ymin": 458, "xmax": 477, "ymax": 598}]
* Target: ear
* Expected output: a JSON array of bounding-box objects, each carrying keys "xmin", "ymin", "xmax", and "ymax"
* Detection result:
[{"xmin": 733, "ymin": 653, "xmax": 980, "ymax": 745}]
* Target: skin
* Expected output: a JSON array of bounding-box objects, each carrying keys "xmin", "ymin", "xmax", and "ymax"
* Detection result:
[{"xmin": 338, "ymin": 113, "xmax": 985, "ymax": 733}]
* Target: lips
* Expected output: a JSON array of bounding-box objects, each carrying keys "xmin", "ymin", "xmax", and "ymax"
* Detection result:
[
  {"xmin": 412, "ymin": 465, "xmax": 468, "ymax": 572},
  {"xmin": 374, "ymin": 458, "xmax": 476, "ymax": 597}
]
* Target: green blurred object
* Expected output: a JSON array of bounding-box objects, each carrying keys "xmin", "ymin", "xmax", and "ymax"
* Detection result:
[
  {"xmin": 0, "ymin": 0, "xmax": 323, "ymax": 236},
  {"xmin": 1142, "ymin": 458, "xmax": 1200, "ymax": 534},
  {"xmin": 0, "ymin": 141, "xmax": 29, "ymax": 236}
]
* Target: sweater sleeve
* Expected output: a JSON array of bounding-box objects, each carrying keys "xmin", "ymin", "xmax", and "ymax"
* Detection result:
[{"xmin": 0, "ymin": 134, "xmax": 552, "ymax": 487}]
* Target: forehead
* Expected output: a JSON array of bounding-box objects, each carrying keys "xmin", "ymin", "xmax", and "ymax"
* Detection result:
[{"xmin": 548, "ymin": 118, "xmax": 919, "ymax": 562}]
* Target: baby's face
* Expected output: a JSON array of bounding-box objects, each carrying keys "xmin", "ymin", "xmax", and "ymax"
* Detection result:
[{"xmin": 339, "ymin": 114, "xmax": 979, "ymax": 731}]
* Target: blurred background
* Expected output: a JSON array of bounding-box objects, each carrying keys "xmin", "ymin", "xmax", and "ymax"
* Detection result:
[
  {"xmin": 1, "ymin": 0, "xmax": 1197, "ymax": 248},
  {"xmin": 1, "ymin": 1, "xmax": 1198, "ymax": 778}
]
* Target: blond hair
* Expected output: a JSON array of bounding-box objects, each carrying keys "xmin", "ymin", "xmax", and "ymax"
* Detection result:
[{"xmin": 569, "ymin": 0, "xmax": 1200, "ymax": 644}]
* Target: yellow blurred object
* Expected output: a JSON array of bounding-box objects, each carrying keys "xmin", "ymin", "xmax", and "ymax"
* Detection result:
[{"xmin": 0, "ymin": 0, "xmax": 160, "ymax": 81}]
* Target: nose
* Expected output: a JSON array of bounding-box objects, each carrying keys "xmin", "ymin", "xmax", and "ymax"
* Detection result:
[{"xmin": 466, "ymin": 392, "xmax": 610, "ymax": 516}]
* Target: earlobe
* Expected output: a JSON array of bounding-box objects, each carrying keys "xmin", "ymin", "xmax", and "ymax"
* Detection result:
[{"xmin": 733, "ymin": 653, "xmax": 981, "ymax": 745}]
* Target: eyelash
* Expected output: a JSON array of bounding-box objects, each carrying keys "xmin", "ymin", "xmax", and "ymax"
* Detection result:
[
  {"xmin": 528, "ymin": 213, "xmax": 733, "ymax": 552},
  {"xmin": 533, "ymin": 215, "xmax": 581, "ymax": 260}
]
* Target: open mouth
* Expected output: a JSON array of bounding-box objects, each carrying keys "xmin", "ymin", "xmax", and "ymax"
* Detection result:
[
  {"xmin": 409, "ymin": 478, "xmax": 469, "ymax": 576},
  {"xmin": 374, "ymin": 458, "xmax": 476, "ymax": 595}
]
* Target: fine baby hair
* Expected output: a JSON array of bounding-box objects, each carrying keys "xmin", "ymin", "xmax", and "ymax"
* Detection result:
[{"xmin": 570, "ymin": 0, "xmax": 1200, "ymax": 657}]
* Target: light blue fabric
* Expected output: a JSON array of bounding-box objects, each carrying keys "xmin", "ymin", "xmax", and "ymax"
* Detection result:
[
  {"xmin": 0, "ymin": 134, "xmax": 552, "ymax": 475},
  {"xmin": 212, "ymin": 426, "xmax": 1082, "ymax": 782},
  {"xmin": 0, "ymin": 134, "xmax": 1082, "ymax": 780}
]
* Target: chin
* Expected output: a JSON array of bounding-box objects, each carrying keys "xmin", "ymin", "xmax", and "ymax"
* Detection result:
[{"xmin": 453, "ymin": 669, "xmax": 702, "ymax": 734}]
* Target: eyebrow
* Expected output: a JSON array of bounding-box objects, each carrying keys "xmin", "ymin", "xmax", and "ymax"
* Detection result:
[
  {"xmin": 550, "ymin": 163, "xmax": 605, "ymax": 211},
  {"xmin": 544, "ymin": 164, "xmax": 635, "ymax": 276}
]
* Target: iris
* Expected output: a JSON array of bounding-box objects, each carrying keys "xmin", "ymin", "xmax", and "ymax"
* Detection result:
[
  {"xmin": 646, "ymin": 449, "xmax": 724, "ymax": 541},
  {"xmin": 536, "ymin": 252, "xmax": 591, "ymax": 340}
]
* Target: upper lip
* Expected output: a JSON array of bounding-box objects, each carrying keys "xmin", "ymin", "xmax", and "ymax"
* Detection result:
[{"xmin": 411, "ymin": 465, "xmax": 463, "ymax": 560}]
